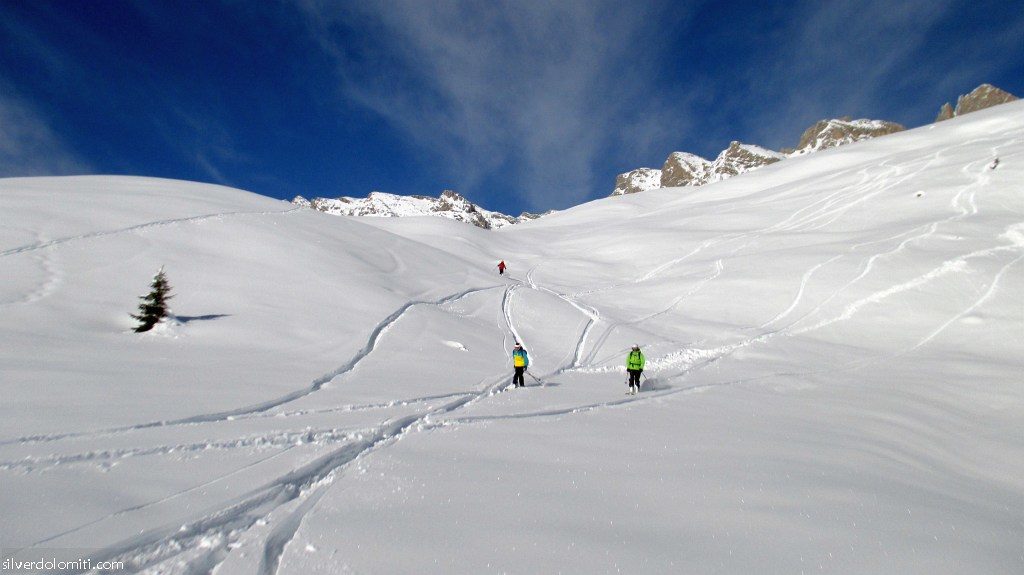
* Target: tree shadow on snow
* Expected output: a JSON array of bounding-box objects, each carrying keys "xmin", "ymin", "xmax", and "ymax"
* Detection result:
[{"xmin": 174, "ymin": 314, "xmax": 232, "ymax": 324}]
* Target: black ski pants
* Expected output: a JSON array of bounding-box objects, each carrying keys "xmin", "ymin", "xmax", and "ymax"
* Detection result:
[
  {"xmin": 628, "ymin": 369, "xmax": 642, "ymax": 387},
  {"xmin": 513, "ymin": 366, "xmax": 525, "ymax": 387}
]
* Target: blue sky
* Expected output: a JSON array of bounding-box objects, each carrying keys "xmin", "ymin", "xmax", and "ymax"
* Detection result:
[{"xmin": 1, "ymin": 1, "xmax": 1021, "ymax": 214}]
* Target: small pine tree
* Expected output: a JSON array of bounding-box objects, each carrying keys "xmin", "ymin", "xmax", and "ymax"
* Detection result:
[{"xmin": 131, "ymin": 267, "xmax": 173, "ymax": 333}]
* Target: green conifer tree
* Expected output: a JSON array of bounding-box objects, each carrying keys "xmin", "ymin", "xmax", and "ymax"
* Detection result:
[{"xmin": 131, "ymin": 267, "xmax": 173, "ymax": 332}]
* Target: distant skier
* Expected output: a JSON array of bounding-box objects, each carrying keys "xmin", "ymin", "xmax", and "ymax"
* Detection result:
[
  {"xmin": 626, "ymin": 344, "xmax": 645, "ymax": 394},
  {"xmin": 511, "ymin": 342, "xmax": 529, "ymax": 387},
  {"xmin": 989, "ymin": 157, "xmax": 1000, "ymax": 170},
  {"xmin": 497, "ymin": 260, "xmax": 506, "ymax": 275}
]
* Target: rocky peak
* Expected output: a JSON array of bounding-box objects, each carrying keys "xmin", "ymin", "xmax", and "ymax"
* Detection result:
[
  {"xmin": 616, "ymin": 142, "xmax": 783, "ymax": 196},
  {"xmin": 611, "ymin": 167, "xmax": 662, "ymax": 196},
  {"xmin": 709, "ymin": 142, "xmax": 785, "ymax": 180},
  {"xmin": 660, "ymin": 152, "xmax": 712, "ymax": 188},
  {"xmin": 434, "ymin": 190, "xmax": 474, "ymax": 213},
  {"xmin": 792, "ymin": 117, "xmax": 905, "ymax": 155},
  {"xmin": 936, "ymin": 84, "xmax": 1018, "ymax": 121}
]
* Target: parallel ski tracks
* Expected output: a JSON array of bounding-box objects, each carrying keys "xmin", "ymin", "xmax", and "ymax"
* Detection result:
[{"xmin": 11, "ymin": 285, "xmax": 508, "ymax": 573}]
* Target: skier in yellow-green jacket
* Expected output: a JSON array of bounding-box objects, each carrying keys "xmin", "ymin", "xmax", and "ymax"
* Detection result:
[
  {"xmin": 511, "ymin": 343, "xmax": 529, "ymax": 388},
  {"xmin": 626, "ymin": 344, "xmax": 645, "ymax": 395}
]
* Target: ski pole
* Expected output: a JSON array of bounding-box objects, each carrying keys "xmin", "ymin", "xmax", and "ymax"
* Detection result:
[{"xmin": 526, "ymin": 370, "xmax": 543, "ymax": 384}]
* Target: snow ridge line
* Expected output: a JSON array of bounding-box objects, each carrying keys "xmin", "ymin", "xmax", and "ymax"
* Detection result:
[
  {"xmin": 0, "ymin": 207, "xmax": 303, "ymax": 258},
  {"xmin": 0, "ymin": 285, "xmax": 498, "ymax": 447}
]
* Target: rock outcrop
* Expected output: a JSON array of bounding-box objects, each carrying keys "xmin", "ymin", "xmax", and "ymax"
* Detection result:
[
  {"xmin": 616, "ymin": 118, "xmax": 901, "ymax": 197},
  {"xmin": 660, "ymin": 152, "xmax": 712, "ymax": 187},
  {"xmin": 707, "ymin": 142, "xmax": 785, "ymax": 181},
  {"xmin": 936, "ymin": 84, "xmax": 1018, "ymax": 121},
  {"xmin": 792, "ymin": 117, "xmax": 905, "ymax": 155},
  {"xmin": 611, "ymin": 167, "xmax": 662, "ymax": 196},
  {"xmin": 650, "ymin": 142, "xmax": 783, "ymax": 192},
  {"xmin": 517, "ymin": 210, "xmax": 559, "ymax": 221}
]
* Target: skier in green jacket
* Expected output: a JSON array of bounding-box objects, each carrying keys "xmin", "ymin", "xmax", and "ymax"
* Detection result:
[{"xmin": 626, "ymin": 344, "xmax": 645, "ymax": 394}]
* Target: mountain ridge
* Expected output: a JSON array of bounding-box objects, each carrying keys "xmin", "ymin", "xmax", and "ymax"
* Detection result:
[
  {"xmin": 294, "ymin": 189, "xmax": 554, "ymax": 230},
  {"xmin": 612, "ymin": 82, "xmax": 1016, "ymax": 197}
]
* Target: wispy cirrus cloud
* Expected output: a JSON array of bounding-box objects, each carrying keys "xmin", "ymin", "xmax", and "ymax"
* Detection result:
[
  {"xmin": 0, "ymin": 90, "xmax": 92, "ymax": 177},
  {"xmin": 294, "ymin": 0, "xmax": 699, "ymax": 209},
  {"xmin": 732, "ymin": 0, "xmax": 1023, "ymax": 150}
]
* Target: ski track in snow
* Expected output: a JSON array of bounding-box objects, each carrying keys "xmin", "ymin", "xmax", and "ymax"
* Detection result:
[
  {"xmin": 524, "ymin": 268, "xmax": 601, "ymax": 371},
  {"xmin": 791, "ymin": 158, "xmax": 1020, "ymax": 335},
  {"xmin": 76, "ymin": 374, "xmax": 513, "ymax": 574},
  {"xmin": 904, "ymin": 252, "xmax": 1023, "ymax": 353},
  {"xmin": 39, "ymin": 269, "xmax": 615, "ymax": 572},
  {"xmin": 12, "ymin": 284, "xmax": 513, "ymax": 572},
  {"xmin": 0, "ymin": 286, "xmax": 497, "ymax": 447},
  {"xmin": 0, "ymin": 239, "xmax": 64, "ymax": 308},
  {"xmin": 0, "ymin": 207, "xmax": 304, "ymax": 258},
  {"xmin": 567, "ymin": 147, "xmax": 1020, "ymax": 393},
  {"xmin": 25, "ymin": 446, "xmax": 299, "ymax": 549}
]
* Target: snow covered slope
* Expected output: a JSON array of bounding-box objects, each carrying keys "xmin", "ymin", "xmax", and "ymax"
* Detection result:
[{"xmin": 2, "ymin": 100, "xmax": 1023, "ymax": 574}]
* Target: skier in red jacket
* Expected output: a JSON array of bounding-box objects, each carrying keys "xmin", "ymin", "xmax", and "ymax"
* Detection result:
[{"xmin": 497, "ymin": 260, "xmax": 506, "ymax": 275}]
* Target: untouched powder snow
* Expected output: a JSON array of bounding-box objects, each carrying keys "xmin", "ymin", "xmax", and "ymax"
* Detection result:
[{"xmin": 2, "ymin": 101, "xmax": 1023, "ymax": 574}]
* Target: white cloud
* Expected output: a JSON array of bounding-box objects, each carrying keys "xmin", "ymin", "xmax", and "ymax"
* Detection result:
[
  {"xmin": 295, "ymin": 0, "xmax": 696, "ymax": 209},
  {"xmin": 0, "ymin": 91, "xmax": 91, "ymax": 177}
]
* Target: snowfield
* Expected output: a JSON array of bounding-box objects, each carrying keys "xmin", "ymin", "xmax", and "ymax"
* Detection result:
[{"xmin": 2, "ymin": 101, "xmax": 1023, "ymax": 574}]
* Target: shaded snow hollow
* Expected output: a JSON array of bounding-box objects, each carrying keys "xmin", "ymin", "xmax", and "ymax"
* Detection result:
[{"xmin": 1, "ymin": 101, "xmax": 1023, "ymax": 574}]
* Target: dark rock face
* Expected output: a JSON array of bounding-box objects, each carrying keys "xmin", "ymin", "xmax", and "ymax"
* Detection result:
[
  {"xmin": 660, "ymin": 152, "xmax": 712, "ymax": 188},
  {"xmin": 936, "ymin": 84, "xmax": 1018, "ymax": 122}
]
